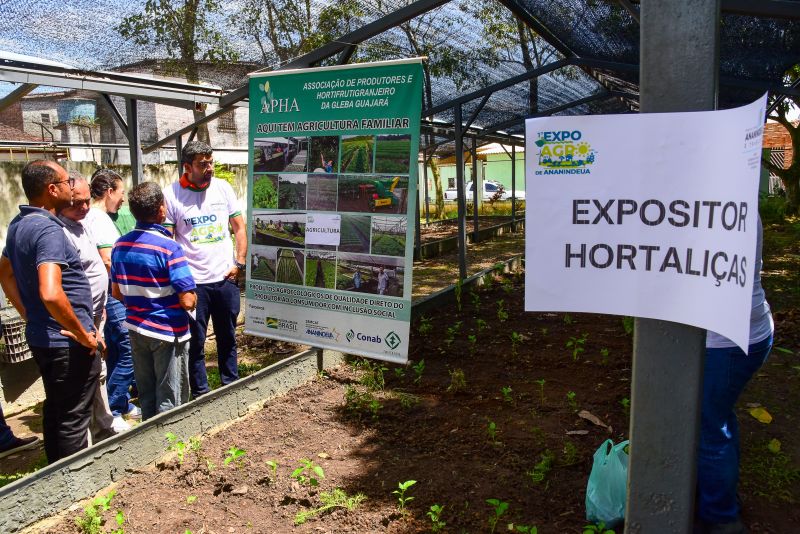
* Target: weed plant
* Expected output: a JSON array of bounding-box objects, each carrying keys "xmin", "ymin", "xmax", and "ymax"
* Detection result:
[
  {"xmin": 566, "ymin": 391, "xmax": 578, "ymax": 412},
  {"xmin": 526, "ymin": 450, "xmax": 554, "ymax": 485},
  {"xmin": 583, "ymin": 521, "xmax": 616, "ymax": 534},
  {"xmin": 412, "ymin": 359, "xmax": 425, "ymax": 384},
  {"xmin": 427, "ymin": 504, "xmax": 446, "ymax": 532},
  {"xmin": 418, "ymin": 316, "xmax": 433, "ymax": 336},
  {"xmin": 486, "ymin": 499, "xmax": 509, "ymax": 534},
  {"xmin": 75, "ymin": 491, "xmax": 118, "ymax": 534},
  {"xmin": 294, "ymin": 488, "xmax": 365, "ymax": 525},
  {"xmin": 561, "ymin": 440, "xmax": 579, "ymax": 465},
  {"xmin": 497, "ymin": 300, "xmax": 508, "ymax": 322},
  {"xmin": 447, "ymin": 368, "xmax": 467, "ymax": 393}
]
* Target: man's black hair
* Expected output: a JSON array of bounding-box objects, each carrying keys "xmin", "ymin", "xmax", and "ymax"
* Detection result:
[
  {"xmin": 90, "ymin": 168, "xmax": 123, "ymax": 200},
  {"xmin": 128, "ymin": 182, "xmax": 164, "ymax": 223},
  {"xmin": 21, "ymin": 161, "xmax": 59, "ymax": 200},
  {"xmin": 181, "ymin": 140, "xmax": 213, "ymax": 166}
]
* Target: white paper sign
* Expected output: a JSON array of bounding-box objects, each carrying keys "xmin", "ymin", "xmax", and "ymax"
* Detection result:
[
  {"xmin": 525, "ymin": 95, "xmax": 767, "ymax": 351},
  {"xmin": 304, "ymin": 213, "xmax": 341, "ymax": 246}
]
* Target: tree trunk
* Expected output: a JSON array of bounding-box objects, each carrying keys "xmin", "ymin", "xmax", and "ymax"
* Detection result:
[
  {"xmin": 781, "ymin": 169, "xmax": 800, "ymax": 215},
  {"xmin": 428, "ymin": 157, "xmax": 445, "ymax": 219}
]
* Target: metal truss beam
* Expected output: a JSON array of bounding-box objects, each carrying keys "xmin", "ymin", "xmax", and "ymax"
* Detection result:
[
  {"xmin": 99, "ymin": 94, "xmax": 128, "ymax": 134},
  {"xmin": 615, "ymin": 0, "xmax": 641, "ymax": 23},
  {"xmin": 337, "ymin": 45, "xmax": 358, "ymax": 65},
  {"xmin": 0, "ymin": 83, "xmax": 37, "ymax": 113},
  {"xmin": 220, "ymin": 0, "xmax": 453, "ymax": 108},
  {"xmin": 723, "ymin": 0, "xmax": 800, "ymax": 18},
  {"xmin": 494, "ymin": 0, "xmax": 577, "ymax": 58},
  {"xmin": 143, "ymin": 106, "xmax": 231, "ymax": 154}
]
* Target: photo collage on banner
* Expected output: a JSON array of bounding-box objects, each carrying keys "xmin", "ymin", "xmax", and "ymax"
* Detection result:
[{"xmin": 246, "ymin": 59, "xmax": 423, "ymax": 363}]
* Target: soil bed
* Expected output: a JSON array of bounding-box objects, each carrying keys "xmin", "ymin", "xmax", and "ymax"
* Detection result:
[{"xmin": 419, "ymin": 216, "xmax": 516, "ymax": 243}]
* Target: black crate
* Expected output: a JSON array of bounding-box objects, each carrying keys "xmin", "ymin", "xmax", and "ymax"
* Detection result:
[{"xmin": 0, "ymin": 312, "xmax": 31, "ymax": 364}]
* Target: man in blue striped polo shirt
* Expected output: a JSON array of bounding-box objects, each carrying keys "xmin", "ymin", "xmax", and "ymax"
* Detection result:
[{"xmin": 111, "ymin": 182, "xmax": 197, "ymax": 420}]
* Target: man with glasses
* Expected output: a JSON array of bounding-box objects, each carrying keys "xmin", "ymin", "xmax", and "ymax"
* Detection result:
[
  {"xmin": 0, "ymin": 161, "xmax": 99, "ymax": 463},
  {"xmin": 163, "ymin": 141, "xmax": 247, "ymax": 397}
]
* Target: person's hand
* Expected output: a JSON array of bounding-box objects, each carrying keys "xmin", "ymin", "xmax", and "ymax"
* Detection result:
[
  {"xmin": 224, "ymin": 265, "xmax": 240, "ymax": 282},
  {"xmin": 61, "ymin": 329, "xmax": 98, "ymax": 352}
]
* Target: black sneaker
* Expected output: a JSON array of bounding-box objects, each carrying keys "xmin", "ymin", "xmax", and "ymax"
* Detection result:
[{"xmin": 0, "ymin": 435, "xmax": 41, "ymax": 459}]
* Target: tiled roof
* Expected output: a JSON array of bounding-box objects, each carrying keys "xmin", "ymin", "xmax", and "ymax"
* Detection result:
[{"xmin": 0, "ymin": 122, "xmax": 41, "ymax": 142}]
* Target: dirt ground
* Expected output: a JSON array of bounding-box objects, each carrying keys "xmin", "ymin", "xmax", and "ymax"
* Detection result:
[
  {"xmin": 33, "ymin": 259, "xmax": 800, "ymax": 533},
  {"xmin": 418, "ymin": 216, "xmax": 517, "ymax": 243}
]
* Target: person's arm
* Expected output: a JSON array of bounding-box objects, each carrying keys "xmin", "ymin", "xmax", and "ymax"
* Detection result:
[
  {"xmin": 0, "ymin": 256, "xmax": 26, "ymax": 321},
  {"xmin": 38, "ymin": 263, "xmax": 97, "ymax": 351},
  {"xmin": 178, "ymin": 290, "xmax": 196, "ymax": 311},
  {"xmin": 225, "ymin": 214, "xmax": 248, "ymax": 280},
  {"xmin": 111, "ymin": 281, "xmax": 124, "ymax": 301},
  {"xmin": 98, "ymin": 247, "xmax": 112, "ymax": 273}
]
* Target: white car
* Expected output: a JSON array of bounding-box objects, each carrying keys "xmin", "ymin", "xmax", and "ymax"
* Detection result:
[{"xmin": 444, "ymin": 181, "xmax": 525, "ymax": 201}]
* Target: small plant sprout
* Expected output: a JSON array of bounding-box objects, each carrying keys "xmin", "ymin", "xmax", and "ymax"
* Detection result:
[
  {"xmin": 447, "ymin": 368, "xmax": 467, "ymax": 393},
  {"xmin": 444, "ymin": 321, "xmax": 463, "ymax": 347},
  {"xmin": 562, "ymin": 440, "xmax": 579, "ymax": 465},
  {"xmin": 294, "ymin": 488, "xmax": 366, "ymax": 525},
  {"xmin": 512, "ymin": 525, "xmax": 538, "ymax": 534},
  {"xmin": 418, "ymin": 315, "xmax": 433, "ymax": 336},
  {"xmin": 393, "ymin": 366, "xmax": 406, "ymax": 379},
  {"xmin": 600, "ymin": 347, "xmax": 610, "ymax": 365},
  {"xmin": 563, "ymin": 313, "xmax": 574, "ymax": 325},
  {"xmin": 468, "ymin": 334, "xmax": 477, "ymax": 356},
  {"xmin": 427, "ymin": 504, "xmax": 446, "ymax": 533},
  {"xmin": 566, "ymin": 391, "xmax": 578, "ymax": 412},
  {"xmin": 471, "ymin": 290, "xmax": 481, "ymax": 312},
  {"xmin": 476, "ymin": 318, "xmax": 489, "ymax": 331},
  {"xmin": 501, "ymin": 277, "xmax": 513, "ymax": 294},
  {"xmin": 501, "ymin": 386, "xmax": 513, "ymax": 403},
  {"xmin": 392, "ymin": 480, "xmax": 417, "ymax": 511},
  {"xmin": 534, "ymin": 378, "xmax": 546, "ymax": 405},
  {"xmin": 412, "ymin": 359, "xmax": 425, "ymax": 384},
  {"xmin": 583, "ymin": 520, "xmax": 616, "ymax": 534},
  {"xmin": 292, "ymin": 458, "xmax": 325, "ymax": 486},
  {"xmin": 223, "ymin": 446, "xmax": 246, "ymax": 467},
  {"xmin": 526, "ymin": 450, "xmax": 554, "ymax": 485},
  {"xmin": 566, "ymin": 333, "xmax": 587, "ymax": 361},
  {"xmin": 186, "ymin": 495, "xmax": 198, "ymax": 504},
  {"xmin": 265, "ymin": 460, "xmax": 278, "ymax": 480},
  {"xmin": 540, "ymin": 326, "xmax": 548, "ymax": 337},
  {"xmin": 486, "ymin": 420, "xmax": 499, "ymax": 445},
  {"xmin": 359, "ymin": 360, "xmax": 388, "ymax": 391},
  {"xmin": 111, "ymin": 510, "xmax": 125, "ymax": 534},
  {"xmin": 166, "ymin": 432, "xmax": 189, "ymax": 464},
  {"xmin": 486, "ymin": 499, "xmax": 509, "ymax": 534},
  {"xmin": 454, "ymin": 278, "xmax": 463, "ymax": 312},
  {"xmin": 496, "ymin": 299, "xmax": 509, "ymax": 322},
  {"xmin": 620, "ymin": 397, "xmax": 631, "ymax": 414},
  {"xmin": 622, "ymin": 316, "xmax": 634, "ymax": 335},
  {"xmin": 510, "ymin": 331, "xmax": 523, "ymax": 357},
  {"xmin": 75, "ymin": 490, "xmax": 117, "ymax": 534}
]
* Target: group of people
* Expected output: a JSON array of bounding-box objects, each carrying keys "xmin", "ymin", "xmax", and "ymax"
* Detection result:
[{"xmin": 0, "ymin": 141, "xmax": 247, "ymax": 464}]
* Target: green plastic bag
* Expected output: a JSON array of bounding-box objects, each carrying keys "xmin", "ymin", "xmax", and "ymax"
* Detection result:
[{"xmin": 585, "ymin": 439, "xmax": 629, "ymax": 527}]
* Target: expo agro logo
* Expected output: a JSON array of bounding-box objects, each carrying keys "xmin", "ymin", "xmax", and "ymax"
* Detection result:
[{"xmin": 534, "ymin": 130, "xmax": 596, "ymax": 175}]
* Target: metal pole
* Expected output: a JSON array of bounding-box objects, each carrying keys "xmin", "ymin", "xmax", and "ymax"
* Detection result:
[
  {"xmin": 423, "ymin": 152, "xmax": 431, "ymax": 224},
  {"xmin": 175, "ymin": 134, "xmax": 183, "ymax": 179},
  {"xmin": 415, "ymin": 174, "xmax": 422, "ymax": 260},
  {"xmin": 125, "ymin": 98, "xmax": 143, "ymax": 186},
  {"xmin": 511, "ymin": 144, "xmax": 517, "ymax": 232},
  {"xmin": 454, "ymin": 104, "xmax": 467, "ymax": 280},
  {"xmin": 471, "ymin": 136, "xmax": 479, "ymax": 243},
  {"xmin": 625, "ymin": 1, "xmax": 719, "ymax": 532}
]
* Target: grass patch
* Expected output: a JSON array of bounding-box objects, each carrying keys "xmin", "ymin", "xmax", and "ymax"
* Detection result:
[
  {"xmin": 207, "ymin": 362, "xmax": 265, "ymax": 390},
  {"xmin": 0, "ymin": 453, "xmax": 47, "ymax": 488}
]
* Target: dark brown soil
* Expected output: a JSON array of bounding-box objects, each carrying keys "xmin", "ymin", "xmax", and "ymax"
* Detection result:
[
  {"xmin": 419, "ymin": 216, "xmax": 516, "ymax": 243},
  {"xmin": 31, "ymin": 266, "xmax": 800, "ymax": 533}
]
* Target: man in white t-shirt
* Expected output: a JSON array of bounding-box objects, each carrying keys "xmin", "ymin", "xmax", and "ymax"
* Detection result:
[{"xmin": 163, "ymin": 141, "xmax": 247, "ymax": 397}]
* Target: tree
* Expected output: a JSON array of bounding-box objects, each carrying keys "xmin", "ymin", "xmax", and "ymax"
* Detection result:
[
  {"xmin": 763, "ymin": 66, "xmax": 800, "ymax": 215},
  {"xmin": 117, "ymin": 0, "xmax": 240, "ymax": 142}
]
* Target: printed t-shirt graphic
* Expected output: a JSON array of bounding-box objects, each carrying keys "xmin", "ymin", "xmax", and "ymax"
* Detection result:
[{"xmin": 163, "ymin": 178, "xmax": 241, "ymax": 284}]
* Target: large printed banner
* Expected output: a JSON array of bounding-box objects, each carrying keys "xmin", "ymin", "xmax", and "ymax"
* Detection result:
[
  {"xmin": 245, "ymin": 59, "xmax": 423, "ymax": 364},
  {"xmin": 525, "ymin": 95, "xmax": 767, "ymax": 350}
]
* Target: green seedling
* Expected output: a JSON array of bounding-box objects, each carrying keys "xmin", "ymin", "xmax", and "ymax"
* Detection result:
[
  {"xmin": 223, "ymin": 446, "xmax": 246, "ymax": 467},
  {"xmin": 583, "ymin": 520, "xmax": 616, "ymax": 534},
  {"xmin": 496, "ymin": 299, "xmax": 508, "ymax": 322},
  {"xmin": 476, "ymin": 318, "xmax": 488, "ymax": 332},
  {"xmin": 344, "ymin": 385, "xmax": 381, "ymax": 421},
  {"xmin": 486, "ymin": 420, "xmax": 499, "ymax": 445},
  {"xmin": 526, "ymin": 450, "xmax": 554, "ymax": 485},
  {"xmin": 444, "ymin": 321, "xmax": 463, "ymax": 347},
  {"xmin": 412, "ymin": 359, "xmax": 425, "ymax": 384},
  {"xmin": 501, "ymin": 386, "xmax": 513, "ymax": 403},
  {"xmin": 512, "ymin": 525, "xmax": 538, "ymax": 534},
  {"xmin": 205, "ymin": 458, "xmax": 216, "ymax": 472},
  {"xmin": 566, "ymin": 391, "xmax": 578, "ymax": 412},
  {"xmin": 455, "ymin": 278, "xmax": 463, "ymax": 312},
  {"xmin": 265, "ymin": 460, "xmax": 278, "ymax": 479},
  {"xmin": 566, "ymin": 333, "xmax": 587, "ymax": 361},
  {"xmin": 165, "ymin": 432, "xmax": 193, "ymax": 465},
  {"xmin": 534, "ymin": 378, "xmax": 546, "ymax": 405},
  {"xmin": 447, "ymin": 368, "xmax": 467, "ymax": 393},
  {"xmin": 395, "ymin": 391, "xmax": 419, "ymax": 410},
  {"xmin": 468, "ymin": 334, "xmax": 477, "ymax": 356},
  {"xmin": 368, "ymin": 398, "xmax": 382, "ymax": 419},
  {"xmin": 510, "ymin": 331, "xmax": 523, "ymax": 357},
  {"xmin": 622, "ymin": 316, "xmax": 634, "ymax": 335},
  {"xmin": 562, "ymin": 440, "xmax": 579, "ymax": 466},
  {"xmin": 186, "ymin": 495, "xmax": 197, "ymax": 504},
  {"xmin": 501, "ymin": 277, "xmax": 514, "ymax": 294},
  {"xmin": 292, "ymin": 458, "xmax": 325, "ymax": 486},
  {"xmin": 75, "ymin": 490, "xmax": 116, "ymax": 534},
  {"xmin": 471, "ymin": 290, "xmax": 481, "ymax": 312},
  {"xmin": 600, "ymin": 347, "xmax": 610, "ymax": 365},
  {"xmin": 563, "ymin": 313, "xmax": 574, "ymax": 325},
  {"xmin": 486, "ymin": 499, "xmax": 509, "ymax": 534},
  {"xmin": 418, "ymin": 315, "xmax": 433, "ymax": 336},
  {"xmin": 359, "ymin": 360, "xmax": 388, "ymax": 391},
  {"xmin": 493, "ymin": 261, "xmax": 506, "ymax": 273},
  {"xmin": 393, "ymin": 367, "xmax": 406, "ymax": 379},
  {"xmin": 427, "ymin": 504, "xmax": 446, "ymax": 533},
  {"xmin": 111, "ymin": 510, "xmax": 125, "ymax": 534},
  {"xmin": 540, "ymin": 326, "xmax": 548, "ymax": 337},
  {"xmin": 620, "ymin": 397, "xmax": 631, "ymax": 414},
  {"xmin": 393, "ymin": 480, "xmax": 417, "ymax": 511},
  {"xmin": 294, "ymin": 488, "xmax": 366, "ymax": 525}
]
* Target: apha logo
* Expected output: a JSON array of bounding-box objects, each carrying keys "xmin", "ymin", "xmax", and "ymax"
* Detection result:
[{"xmin": 259, "ymin": 80, "xmax": 300, "ymax": 114}]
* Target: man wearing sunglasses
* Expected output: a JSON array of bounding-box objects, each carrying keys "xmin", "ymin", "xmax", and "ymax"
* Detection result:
[{"xmin": 0, "ymin": 160, "xmax": 99, "ymax": 463}]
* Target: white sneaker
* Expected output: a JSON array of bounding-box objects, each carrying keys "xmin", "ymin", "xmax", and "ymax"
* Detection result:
[
  {"xmin": 123, "ymin": 405, "xmax": 142, "ymax": 421},
  {"xmin": 111, "ymin": 416, "xmax": 131, "ymax": 433}
]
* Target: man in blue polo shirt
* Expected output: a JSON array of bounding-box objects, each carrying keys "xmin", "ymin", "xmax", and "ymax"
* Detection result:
[
  {"xmin": 0, "ymin": 160, "xmax": 99, "ymax": 463},
  {"xmin": 111, "ymin": 182, "xmax": 197, "ymax": 420}
]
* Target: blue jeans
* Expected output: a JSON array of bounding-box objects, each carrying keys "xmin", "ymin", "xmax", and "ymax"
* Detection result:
[
  {"xmin": 0, "ymin": 403, "xmax": 14, "ymax": 449},
  {"xmin": 188, "ymin": 279, "xmax": 240, "ymax": 396},
  {"xmin": 104, "ymin": 296, "xmax": 136, "ymax": 416},
  {"xmin": 697, "ymin": 334, "xmax": 773, "ymax": 523},
  {"xmin": 129, "ymin": 331, "xmax": 190, "ymax": 421}
]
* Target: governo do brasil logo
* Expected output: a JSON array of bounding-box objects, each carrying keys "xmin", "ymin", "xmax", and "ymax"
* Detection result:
[{"xmin": 534, "ymin": 130, "xmax": 596, "ymax": 175}]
